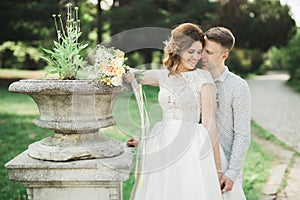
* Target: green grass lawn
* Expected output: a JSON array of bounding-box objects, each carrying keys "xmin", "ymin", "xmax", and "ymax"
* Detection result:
[
  {"xmin": 0, "ymin": 82, "xmax": 274, "ymax": 200},
  {"xmin": 243, "ymin": 136, "xmax": 274, "ymax": 199},
  {"xmin": 0, "ymin": 83, "xmax": 53, "ymax": 200}
]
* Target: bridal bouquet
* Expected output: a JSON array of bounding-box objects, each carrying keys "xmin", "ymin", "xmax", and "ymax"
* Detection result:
[{"xmin": 88, "ymin": 44, "xmax": 127, "ymax": 87}]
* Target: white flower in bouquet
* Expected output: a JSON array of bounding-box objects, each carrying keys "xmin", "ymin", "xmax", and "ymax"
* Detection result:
[
  {"xmin": 89, "ymin": 44, "xmax": 127, "ymax": 87},
  {"xmin": 111, "ymin": 76, "xmax": 123, "ymax": 86}
]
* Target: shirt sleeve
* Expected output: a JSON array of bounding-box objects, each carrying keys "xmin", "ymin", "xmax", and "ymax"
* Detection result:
[{"xmin": 224, "ymin": 80, "xmax": 251, "ymax": 182}]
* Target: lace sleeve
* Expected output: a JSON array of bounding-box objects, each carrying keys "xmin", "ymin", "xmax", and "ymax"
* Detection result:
[
  {"xmin": 200, "ymin": 70, "xmax": 214, "ymax": 85},
  {"xmin": 132, "ymin": 69, "xmax": 164, "ymax": 86},
  {"xmin": 192, "ymin": 69, "xmax": 214, "ymax": 91}
]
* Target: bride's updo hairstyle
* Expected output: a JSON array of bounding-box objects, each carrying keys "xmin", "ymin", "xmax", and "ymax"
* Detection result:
[{"xmin": 163, "ymin": 23, "xmax": 204, "ymax": 76}]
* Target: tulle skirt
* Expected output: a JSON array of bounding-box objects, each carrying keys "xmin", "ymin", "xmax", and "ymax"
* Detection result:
[{"xmin": 130, "ymin": 119, "xmax": 246, "ymax": 200}]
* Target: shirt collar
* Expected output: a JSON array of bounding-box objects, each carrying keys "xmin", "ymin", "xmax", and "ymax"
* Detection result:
[{"xmin": 214, "ymin": 66, "xmax": 229, "ymax": 82}]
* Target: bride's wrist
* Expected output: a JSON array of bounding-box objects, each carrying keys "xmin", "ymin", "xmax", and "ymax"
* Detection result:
[{"xmin": 215, "ymin": 163, "xmax": 222, "ymax": 168}]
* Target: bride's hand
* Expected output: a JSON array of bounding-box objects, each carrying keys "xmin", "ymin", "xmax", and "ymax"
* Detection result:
[{"xmin": 123, "ymin": 67, "xmax": 135, "ymax": 83}]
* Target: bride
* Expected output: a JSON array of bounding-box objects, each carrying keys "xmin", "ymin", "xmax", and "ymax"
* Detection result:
[{"xmin": 125, "ymin": 22, "xmax": 246, "ymax": 200}]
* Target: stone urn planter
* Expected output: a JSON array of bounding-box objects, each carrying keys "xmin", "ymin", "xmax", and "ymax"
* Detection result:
[{"xmin": 8, "ymin": 79, "xmax": 132, "ymax": 161}]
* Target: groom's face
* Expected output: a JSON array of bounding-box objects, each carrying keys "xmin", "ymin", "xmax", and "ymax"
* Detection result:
[{"xmin": 201, "ymin": 38, "xmax": 228, "ymax": 72}]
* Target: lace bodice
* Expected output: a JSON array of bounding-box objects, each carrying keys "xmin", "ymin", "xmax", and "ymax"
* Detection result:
[{"xmin": 149, "ymin": 69, "xmax": 214, "ymax": 122}]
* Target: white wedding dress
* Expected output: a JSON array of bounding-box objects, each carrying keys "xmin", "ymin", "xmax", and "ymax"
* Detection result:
[{"xmin": 130, "ymin": 69, "xmax": 246, "ymax": 200}]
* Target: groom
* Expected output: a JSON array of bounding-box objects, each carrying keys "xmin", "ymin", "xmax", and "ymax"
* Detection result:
[
  {"xmin": 200, "ymin": 27, "xmax": 251, "ymax": 193},
  {"xmin": 126, "ymin": 26, "xmax": 251, "ymax": 194}
]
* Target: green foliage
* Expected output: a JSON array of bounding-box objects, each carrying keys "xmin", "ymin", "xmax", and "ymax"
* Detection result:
[
  {"xmin": 42, "ymin": 3, "xmax": 88, "ymax": 80},
  {"xmin": 251, "ymin": 122, "xmax": 290, "ymax": 149},
  {"xmin": 0, "ymin": 0, "xmax": 59, "ymax": 43},
  {"xmin": 104, "ymin": 0, "xmax": 165, "ymax": 34},
  {"xmin": 261, "ymin": 46, "xmax": 286, "ymax": 71},
  {"xmin": 0, "ymin": 41, "xmax": 46, "ymax": 70},
  {"xmin": 160, "ymin": 0, "xmax": 220, "ymax": 29},
  {"xmin": 219, "ymin": 0, "xmax": 296, "ymax": 51},
  {"xmin": 0, "ymin": 1, "xmax": 96, "ymax": 71},
  {"xmin": 283, "ymin": 28, "xmax": 300, "ymax": 81},
  {"xmin": 77, "ymin": 0, "xmax": 98, "ymax": 45},
  {"xmin": 102, "ymin": 0, "xmax": 296, "ymax": 76},
  {"xmin": 227, "ymin": 48, "xmax": 263, "ymax": 75},
  {"xmin": 103, "ymin": 0, "xmax": 219, "ymax": 69},
  {"xmin": 287, "ymin": 79, "xmax": 300, "ymax": 93},
  {"xmin": 0, "ymin": 0, "xmax": 297, "ymax": 76},
  {"xmin": 262, "ymin": 28, "xmax": 300, "ymax": 83},
  {"xmin": 0, "ymin": 85, "xmax": 53, "ymax": 200},
  {"xmin": 243, "ymin": 139, "xmax": 274, "ymax": 200}
]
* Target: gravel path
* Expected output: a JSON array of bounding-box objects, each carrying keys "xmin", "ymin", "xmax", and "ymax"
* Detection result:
[
  {"xmin": 247, "ymin": 71, "xmax": 300, "ymax": 153},
  {"xmin": 248, "ymin": 71, "xmax": 300, "ymax": 199}
]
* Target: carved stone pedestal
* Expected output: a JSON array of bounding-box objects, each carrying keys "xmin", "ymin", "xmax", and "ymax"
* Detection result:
[
  {"xmin": 5, "ymin": 149, "xmax": 133, "ymax": 200},
  {"xmin": 8, "ymin": 80, "xmax": 132, "ymax": 161},
  {"xmin": 5, "ymin": 79, "xmax": 134, "ymax": 199}
]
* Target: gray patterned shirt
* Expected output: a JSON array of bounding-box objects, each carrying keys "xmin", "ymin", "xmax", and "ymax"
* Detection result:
[{"xmin": 215, "ymin": 67, "xmax": 251, "ymax": 182}]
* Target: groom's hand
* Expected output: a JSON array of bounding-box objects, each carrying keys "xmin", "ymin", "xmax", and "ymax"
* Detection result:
[{"xmin": 220, "ymin": 175, "xmax": 234, "ymax": 193}]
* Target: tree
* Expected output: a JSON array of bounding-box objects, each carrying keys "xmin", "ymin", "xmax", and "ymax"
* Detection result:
[
  {"xmin": 97, "ymin": 0, "xmax": 103, "ymax": 43},
  {"xmin": 283, "ymin": 28, "xmax": 300, "ymax": 81},
  {"xmin": 218, "ymin": 0, "xmax": 296, "ymax": 51},
  {"xmin": 102, "ymin": 0, "xmax": 219, "ymax": 69},
  {"xmin": 0, "ymin": 0, "xmax": 95, "ymax": 70},
  {"xmin": 0, "ymin": 0, "xmax": 59, "ymax": 69},
  {"xmin": 102, "ymin": 0, "xmax": 168, "ymax": 69},
  {"xmin": 215, "ymin": 0, "xmax": 296, "ymax": 74},
  {"xmin": 0, "ymin": 0, "xmax": 59, "ymax": 43}
]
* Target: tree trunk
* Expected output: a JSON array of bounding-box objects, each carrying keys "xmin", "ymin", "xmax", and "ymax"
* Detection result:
[
  {"xmin": 97, "ymin": 0, "xmax": 103, "ymax": 43},
  {"xmin": 143, "ymin": 49, "xmax": 152, "ymax": 70}
]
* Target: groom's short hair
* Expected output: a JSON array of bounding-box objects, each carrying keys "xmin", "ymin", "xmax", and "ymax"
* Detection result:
[{"xmin": 205, "ymin": 27, "xmax": 235, "ymax": 51}]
